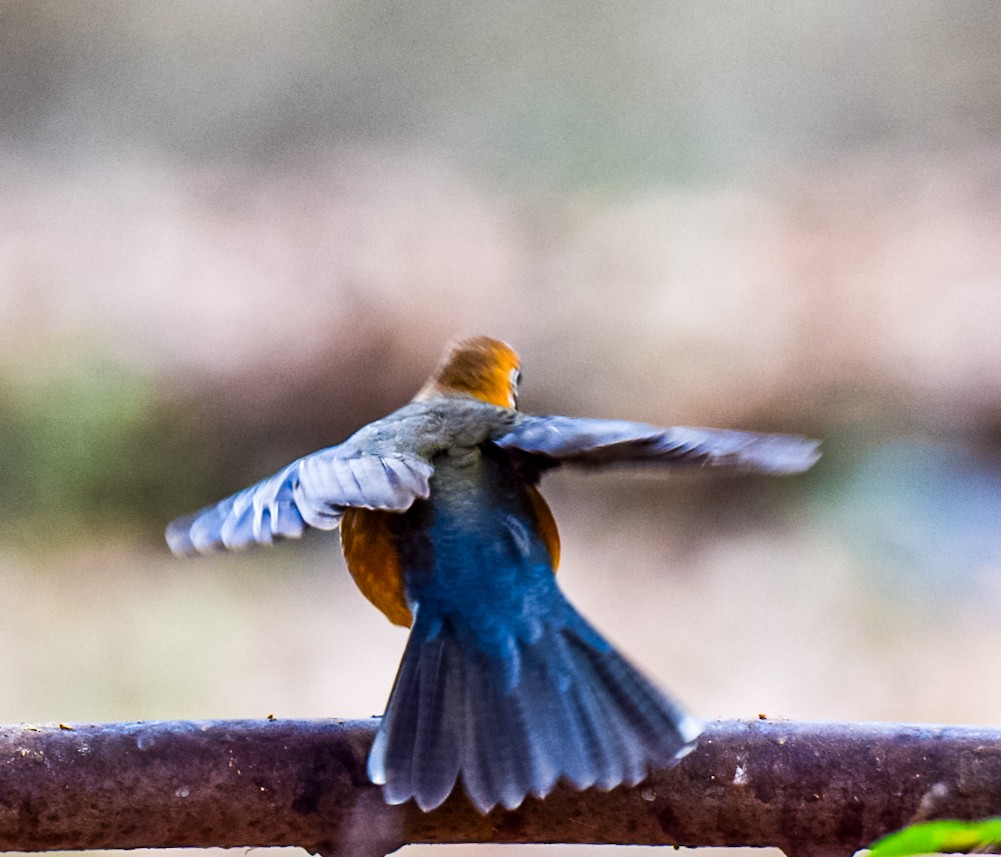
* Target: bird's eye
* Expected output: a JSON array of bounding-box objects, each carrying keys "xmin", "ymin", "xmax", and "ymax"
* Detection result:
[{"xmin": 509, "ymin": 368, "xmax": 522, "ymax": 407}]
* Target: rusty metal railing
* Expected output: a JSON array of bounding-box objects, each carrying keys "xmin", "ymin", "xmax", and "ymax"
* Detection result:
[{"xmin": 1, "ymin": 718, "xmax": 999, "ymax": 857}]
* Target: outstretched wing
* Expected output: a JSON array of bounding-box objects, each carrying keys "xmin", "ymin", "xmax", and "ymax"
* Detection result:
[
  {"xmin": 165, "ymin": 447, "xmax": 434, "ymax": 556},
  {"xmin": 494, "ymin": 416, "xmax": 820, "ymax": 474}
]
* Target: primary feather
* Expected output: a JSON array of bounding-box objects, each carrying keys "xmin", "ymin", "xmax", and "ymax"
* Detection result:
[
  {"xmin": 166, "ymin": 448, "xmax": 433, "ymax": 556},
  {"xmin": 495, "ymin": 415, "xmax": 820, "ymax": 474}
]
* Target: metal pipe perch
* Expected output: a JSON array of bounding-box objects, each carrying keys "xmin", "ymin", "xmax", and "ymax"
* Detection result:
[{"xmin": 1, "ymin": 718, "xmax": 999, "ymax": 856}]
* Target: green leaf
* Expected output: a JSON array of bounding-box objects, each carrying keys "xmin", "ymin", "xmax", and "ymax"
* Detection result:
[{"xmin": 867, "ymin": 818, "xmax": 1001, "ymax": 857}]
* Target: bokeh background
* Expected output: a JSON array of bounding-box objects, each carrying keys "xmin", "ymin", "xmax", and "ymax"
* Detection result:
[{"xmin": 3, "ymin": 2, "xmax": 1001, "ymax": 856}]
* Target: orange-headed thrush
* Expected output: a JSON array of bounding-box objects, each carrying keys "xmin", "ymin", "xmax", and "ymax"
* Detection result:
[{"xmin": 167, "ymin": 336, "xmax": 820, "ymax": 814}]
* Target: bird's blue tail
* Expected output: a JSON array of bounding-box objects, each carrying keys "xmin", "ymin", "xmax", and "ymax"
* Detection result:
[{"xmin": 367, "ymin": 600, "xmax": 701, "ymax": 814}]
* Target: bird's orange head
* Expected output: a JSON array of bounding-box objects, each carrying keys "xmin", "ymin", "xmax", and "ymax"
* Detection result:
[{"xmin": 415, "ymin": 336, "xmax": 522, "ymax": 408}]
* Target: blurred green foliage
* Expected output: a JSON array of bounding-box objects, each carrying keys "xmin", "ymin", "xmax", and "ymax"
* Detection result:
[
  {"xmin": 867, "ymin": 817, "xmax": 1001, "ymax": 857},
  {"xmin": 0, "ymin": 354, "xmax": 224, "ymax": 548}
]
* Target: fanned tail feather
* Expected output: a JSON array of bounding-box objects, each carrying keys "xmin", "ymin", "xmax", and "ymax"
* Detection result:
[{"xmin": 368, "ymin": 608, "xmax": 701, "ymax": 814}]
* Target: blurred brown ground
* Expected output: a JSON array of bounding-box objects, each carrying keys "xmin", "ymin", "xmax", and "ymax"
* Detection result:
[{"xmin": 2, "ymin": 3, "xmax": 1001, "ymax": 856}]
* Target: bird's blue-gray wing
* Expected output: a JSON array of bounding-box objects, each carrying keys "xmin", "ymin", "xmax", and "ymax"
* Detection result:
[
  {"xmin": 494, "ymin": 416, "xmax": 820, "ymax": 474},
  {"xmin": 165, "ymin": 447, "xmax": 434, "ymax": 556}
]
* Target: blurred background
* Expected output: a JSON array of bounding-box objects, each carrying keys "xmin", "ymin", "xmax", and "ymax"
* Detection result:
[{"xmin": 3, "ymin": 1, "xmax": 1001, "ymax": 855}]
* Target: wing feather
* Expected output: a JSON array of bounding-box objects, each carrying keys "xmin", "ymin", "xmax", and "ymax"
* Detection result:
[
  {"xmin": 495, "ymin": 415, "xmax": 820, "ymax": 475},
  {"xmin": 166, "ymin": 447, "xmax": 433, "ymax": 557}
]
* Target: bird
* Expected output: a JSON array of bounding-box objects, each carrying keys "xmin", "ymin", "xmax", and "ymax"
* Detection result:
[{"xmin": 166, "ymin": 336, "xmax": 820, "ymax": 814}]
